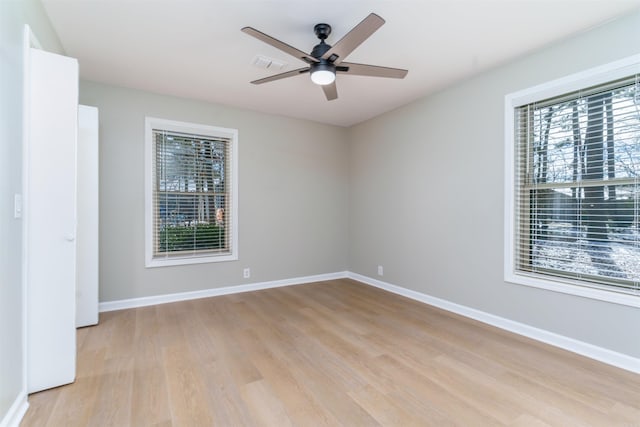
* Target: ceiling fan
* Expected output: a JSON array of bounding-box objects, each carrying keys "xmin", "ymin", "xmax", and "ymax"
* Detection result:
[{"xmin": 241, "ymin": 13, "xmax": 408, "ymax": 101}]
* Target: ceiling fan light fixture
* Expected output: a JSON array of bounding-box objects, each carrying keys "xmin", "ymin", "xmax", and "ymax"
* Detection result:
[{"xmin": 310, "ymin": 63, "xmax": 336, "ymax": 86}]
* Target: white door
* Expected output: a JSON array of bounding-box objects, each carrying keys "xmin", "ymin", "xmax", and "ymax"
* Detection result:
[
  {"xmin": 76, "ymin": 105, "xmax": 99, "ymax": 328},
  {"xmin": 26, "ymin": 48, "xmax": 78, "ymax": 393}
]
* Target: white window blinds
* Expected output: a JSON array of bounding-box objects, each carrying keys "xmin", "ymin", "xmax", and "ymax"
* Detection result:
[{"xmin": 514, "ymin": 75, "xmax": 640, "ymax": 293}]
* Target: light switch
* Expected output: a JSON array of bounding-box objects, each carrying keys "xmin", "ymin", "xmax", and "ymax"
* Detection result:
[{"xmin": 14, "ymin": 194, "xmax": 22, "ymax": 218}]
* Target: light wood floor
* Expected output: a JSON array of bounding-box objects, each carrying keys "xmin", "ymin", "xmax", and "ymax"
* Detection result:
[{"xmin": 22, "ymin": 279, "xmax": 640, "ymax": 426}]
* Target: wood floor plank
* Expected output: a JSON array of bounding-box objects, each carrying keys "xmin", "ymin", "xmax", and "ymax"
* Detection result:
[
  {"xmin": 370, "ymin": 353, "xmax": 505, "ymax": 425},
  {"xmin": 162, "ymin": 344, "xmax": 214, "ymax": 426},
  {"xmin": 130, "ymin": 365, "xmax": 171, "ymax": 427},
  {"xmin": 192, "ymin": 357, "xmax": 255, "ymax": 426},
  {"xmin": 234, "ymin": 328, "xmax": 341, "ymax": 426},
  {"xmin": 19, "ymin": 387, "xmax": 59, "ymax": 427},
  {"xmin": 85, "ymin": 356, "xmax": 134, "ymax": 427},
  {"xmin": 348, "ymin": 384, "xmax": 427, "ymax": 426},
  {"xmin": 21, "ymin": 279, "xmax": 640, "ymax": 426},
  {"xmin": 241, "ymin": 379, "xmax": 293, "ymax": 427},
  {"xmin": 42, "ymin": 349, "xmax": 105, "ymax": 427}
]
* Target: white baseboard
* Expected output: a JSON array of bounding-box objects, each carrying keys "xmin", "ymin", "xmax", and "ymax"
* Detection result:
[
  {"xmin": 0, "ymin": 392, "xmax": 28, "ymax": 427},
  {"xmin": 99, "ymin": 271, "xmax": 349, "ymax": 312},
  {"xmin": 347, "ymin": 272, "xmax": 640, "ymax": 375}
]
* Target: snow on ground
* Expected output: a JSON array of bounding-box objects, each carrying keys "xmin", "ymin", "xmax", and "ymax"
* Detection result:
[{"xmin": 531, "ymin": 224, "xmax": 639, "ymax": 286}]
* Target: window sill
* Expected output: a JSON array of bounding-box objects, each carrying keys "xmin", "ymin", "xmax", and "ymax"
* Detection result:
[
  {"xmin": 146, "ymin": 252, "xmax": 237, "ymax": 268},
  {"xmin": 505, "ymin": 271, "xmax": 640, "ymax": 308}
]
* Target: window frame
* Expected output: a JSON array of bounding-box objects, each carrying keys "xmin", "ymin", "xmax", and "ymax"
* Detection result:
[
  {"xmin": 504, "ymin": 54, "xmax": 640, "ymax": 308},
  {"xmin": 144, "ymin": 117, "xmax": 238, "ymax": 268}
]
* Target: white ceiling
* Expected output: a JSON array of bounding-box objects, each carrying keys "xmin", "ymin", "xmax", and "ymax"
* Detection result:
[{"xmin": 42, "ymin": 0, "xmax": 640, "ymax": 127}]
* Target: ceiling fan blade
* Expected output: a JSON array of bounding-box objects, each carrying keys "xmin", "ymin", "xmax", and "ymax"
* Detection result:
[
  {"xmin": 322, "ymin": 82, "xmax": 338, "ymax": 101},
  {"xmin": 242, "ymin": 27, "xmax": 319, "ymax": 64},
  {"xmin": 321, "ymin": 13, "xmax": 385, "ymax": 65},
  {"xmin": 338, "ymin": 62, "xmax": 408, "ymax": 79},
  {"xmin": 250, "ymin": 67, "xmax": 310, "ymax": 84}
]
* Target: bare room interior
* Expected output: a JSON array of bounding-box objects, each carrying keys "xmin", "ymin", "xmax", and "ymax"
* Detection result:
[{"xmin": 1, "ymin": 1, "xmax": 640, "ymax": 426}]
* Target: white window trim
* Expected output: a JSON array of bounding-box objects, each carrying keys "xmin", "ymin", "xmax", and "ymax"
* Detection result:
[
  {"xmin": 144, "ymin": 117, "xmax": 238, "ymax": 268},
  {"xmin": 504, "ymin": 54, "xmax": 640, "ymax": 308}
]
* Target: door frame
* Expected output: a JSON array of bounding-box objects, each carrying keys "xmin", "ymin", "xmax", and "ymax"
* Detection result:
[{"xmin": 20, "ymin": 22, "xmax": 42, "ymax": 406}]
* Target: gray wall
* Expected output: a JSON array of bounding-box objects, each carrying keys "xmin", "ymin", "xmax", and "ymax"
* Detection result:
[
  {"xmin": 0, "ymin": 0, "xmax": 63, "ymax": 421},
  {"xmin": 79, "ymin": 82, "xmax": 349, "ymax": 302},
  {"xmin": 348, "ymin": 11, "xmax": 640, "ymax": 358}
]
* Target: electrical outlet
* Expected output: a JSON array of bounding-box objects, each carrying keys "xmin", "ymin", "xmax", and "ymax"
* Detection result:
[
  {"xmin": 243, "ymin": 268, "xmax": 251, "ymax": 279},
  {"xmin": 377, "ymin": 265, "xmax": 384, "ymax": 276}
]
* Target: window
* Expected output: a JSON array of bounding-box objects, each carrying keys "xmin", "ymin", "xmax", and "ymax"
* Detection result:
[
  {"xmin": 505, "ymin": 56, "xmax": 640, "ymax": 306},
  {"xmin": 145, "ymin": 117, "xmax": 238, "ymax": 267}
]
